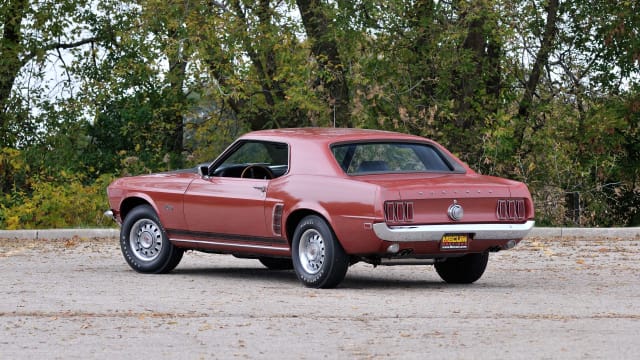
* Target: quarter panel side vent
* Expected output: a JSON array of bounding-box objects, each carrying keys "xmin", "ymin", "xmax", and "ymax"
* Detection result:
[{"xmin": 272, "ymin": 204, "xmax": 284, "ymax": 236}]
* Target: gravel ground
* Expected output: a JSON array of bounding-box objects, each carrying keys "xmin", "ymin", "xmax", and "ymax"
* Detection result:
[{"xmin": 1, "ymin": 234, "xmax": 639, "ymax": 359}]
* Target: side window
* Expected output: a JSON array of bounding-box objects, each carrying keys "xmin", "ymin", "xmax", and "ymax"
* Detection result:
[
  {"xmin": 214, "ymin": 141, "xmax": 289, "ymax": 178},
  {"xmin": 223, "ymin": 142, "xmax": 272, "ymax": 165}
]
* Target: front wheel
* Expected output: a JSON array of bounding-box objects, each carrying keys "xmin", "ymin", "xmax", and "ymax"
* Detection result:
[
  {"xmin": 120, "ymin": 205, "xmax": 184, "ymax": 274},
  {"xmin": 291, "ymin": 215, "xmax": 349, "ymax": 288},
  {"xmin": 434, "ymin": 252, "xmax": 489, "ymax": 284}
]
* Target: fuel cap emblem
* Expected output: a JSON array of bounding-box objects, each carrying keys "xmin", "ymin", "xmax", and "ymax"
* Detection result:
[{"xmin": 448, "ymin": 200, "xmax": 464, "ymax": 221}]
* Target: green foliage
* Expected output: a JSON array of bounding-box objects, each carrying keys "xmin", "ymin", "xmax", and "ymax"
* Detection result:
[
  {"xmin": 0, "ymin": 149, "xmax": 115, "ymax": 229},
  {"xmin": 0, "ymin": 174, "xmax": 114, "ymax": 230},
  {"xmin": 0, "ymin": 147, "xmax": 28, "ymax": 194},
  {"xmin": 0, "ymin": 0, "xmax": 638, "ymax": 228}
]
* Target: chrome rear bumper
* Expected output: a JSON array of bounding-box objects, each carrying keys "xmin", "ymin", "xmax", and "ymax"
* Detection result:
[{"xmin": 372, "ymin": 220, "xmax": 535, "ymax": 242}]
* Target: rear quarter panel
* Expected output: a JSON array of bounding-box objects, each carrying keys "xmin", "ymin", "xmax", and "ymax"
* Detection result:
[{"xmin": 269, "ymin": 174, "xmax": 383, "ymax": 254}]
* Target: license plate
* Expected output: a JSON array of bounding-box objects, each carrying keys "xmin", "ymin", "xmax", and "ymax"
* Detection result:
[{"xmin": 440, "ymin": 234, "xmax": 469, "ymax": 250}]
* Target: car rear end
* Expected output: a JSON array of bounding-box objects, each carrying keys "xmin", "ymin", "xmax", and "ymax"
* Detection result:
[
  {"xmin": 371, "ymin": 174, "xmax": 535, "ymax": 257},
  {"xmin": 328, "ymin": 138, "xmax": 534, "ymax": 261}
]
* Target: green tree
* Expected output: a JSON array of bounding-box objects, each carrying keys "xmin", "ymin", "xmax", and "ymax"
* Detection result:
[
  {"xmin": 1, "ymin": 0, "xmax": 638, "ymax": 228},
  {"xmin": 0, "ymin": 0, "xmax": 98, "ymax": 148},
  {"xmin": 489, "ymin": 0, "xmax": 640, "ymax": 225},
  {"xmin": 297, "ymin": 0, "xmax": 351, "ymax": 127}
]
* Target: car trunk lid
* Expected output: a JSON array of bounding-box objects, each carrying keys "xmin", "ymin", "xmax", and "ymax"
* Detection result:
[{"xmin": 358, "ymin": 173, "xmax": 528, "ymax": 225}]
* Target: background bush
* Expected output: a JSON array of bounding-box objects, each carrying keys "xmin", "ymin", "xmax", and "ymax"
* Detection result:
[{"xmin": 1, "ymin": 0, "xmax": 638, "ymax": 228}]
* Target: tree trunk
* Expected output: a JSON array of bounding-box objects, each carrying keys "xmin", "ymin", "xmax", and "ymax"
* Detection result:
[
  {"xmin": 231, "ymin": 0, "xmax": 291, "ymax": 130},
  {"xmin": 410, "ymin": 0, "xmax": 436, "ymax": 104},
  {"xmin": 164, "ymin": 21, "xmax": 189, "ymax": 168},
  {"xmin": 514, "ymin": 0, "xmax": 559, "ymax": 149},
  {"xmin": 0, "ymin": 0, "xmax": 28, "ymax": 148},
  {"xmin": 296, "ymin": 0, "xmax": 351, "ymax": 127},
  {"xmin": 455, "ymin": 14, "xmax": 486, "ymax": 130}
]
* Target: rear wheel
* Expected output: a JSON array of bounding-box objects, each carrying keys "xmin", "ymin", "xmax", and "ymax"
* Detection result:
[
  {"xmin": 292, "ymin": 215, "xmax": 349, "ymax": 288},
  {"xmin": 434, "ymin": 252, "xmax": 489, "ymax": 284},
  {"xmin": 120, "ymin": 205, "xmax": 183, "ymax": 274}
]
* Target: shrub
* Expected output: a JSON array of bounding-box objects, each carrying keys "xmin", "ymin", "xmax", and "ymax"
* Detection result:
[{"xmin": 0, "ymin": 173, "xmax": 115, "ymax": 229}]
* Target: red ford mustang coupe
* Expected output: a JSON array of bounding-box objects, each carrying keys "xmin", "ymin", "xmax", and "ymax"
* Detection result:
[{"xmin": 105, "ymin": 128, "xmax": 534, "ymax": 288}]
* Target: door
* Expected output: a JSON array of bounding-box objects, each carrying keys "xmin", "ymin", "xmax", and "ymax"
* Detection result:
[
  {"xmin": 183, "ymin": 176, "xmax": 269, "ymax": 238},
  {"xmin": 180, "ymin": 139, "xmax": 289, "ymax": 249}
]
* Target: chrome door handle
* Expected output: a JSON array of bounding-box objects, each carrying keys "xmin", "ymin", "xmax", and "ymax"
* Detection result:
[{"xmin": 253, "ymin": 186, "xmax": 266, "ymax": 192}]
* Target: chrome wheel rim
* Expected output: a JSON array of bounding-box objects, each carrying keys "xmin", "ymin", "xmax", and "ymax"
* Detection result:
[
  {"xmin": 129, "ymin": 219, "xmax": 163, "ymax": 262},
  {"xmin": 298, "ymin": 229, "xmax": 325, "ymax": 274}
]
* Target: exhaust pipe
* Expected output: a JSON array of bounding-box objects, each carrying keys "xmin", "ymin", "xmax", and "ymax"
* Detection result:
[{"xmin": 504, "ymin": 240, "xmax": 517, "ymax": 250}]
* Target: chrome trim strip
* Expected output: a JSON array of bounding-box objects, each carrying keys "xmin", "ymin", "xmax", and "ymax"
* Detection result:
[
  {"xmin": 372, "ymin": 220, "xmax": 535, "ymax": 242},
  {"xmin": 168, "ymin": 229, "xmax": 286, "ymax": 245},
  {"xmin": 341, "ymin": 215, "xmax": 376, "ymax": 220},
  {"xmin": 171, "ymin": 238, "xmax": 290, "ymax": 252}
]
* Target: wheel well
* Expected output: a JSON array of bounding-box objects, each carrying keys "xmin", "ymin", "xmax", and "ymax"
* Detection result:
[
  {"xmin": 285, "ymin": 209, "xmax": 330, "ymax": 245},
  {"xmin": 119, "ymin": 197, "xmax": 151, "ymax": 221}
]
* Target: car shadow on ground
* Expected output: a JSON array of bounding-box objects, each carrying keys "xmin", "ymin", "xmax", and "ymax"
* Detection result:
[
  {"xmin": 172, "ymin": 266, "xmax": 300, "ymax": 285},
  {"xmin": 169, "ymin": 265, "xmax": 514, "ymax": 290}
]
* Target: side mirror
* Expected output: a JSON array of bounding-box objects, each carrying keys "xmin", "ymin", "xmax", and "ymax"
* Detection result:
[{"xmin": 198, "ymin": 165, "xmax": 210, "ymax": 178}]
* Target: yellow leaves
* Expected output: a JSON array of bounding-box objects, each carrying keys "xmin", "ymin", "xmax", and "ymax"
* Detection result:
[
  {"xmin": 64, "ymin": 238, "xmax": 78, "ymax": 249},
  {"xmin": 0, "ymin": 172, "xmax": 116, "ymax": 229},
  {"xmin": 527, "ymin": 162, "xmax": 536, "ymax": 173},
  {"xmin": 5, "ymin": 215, "xmax": 22, "ymax": 230},
  {"xmin": 0, "ymin": 148, "xmax": 24, "ymax": 171}
]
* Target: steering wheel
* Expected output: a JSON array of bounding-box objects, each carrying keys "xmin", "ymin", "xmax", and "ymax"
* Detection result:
[{"xmin": 240, "ymin": 165, "xmax": 274, "ymax": 179}]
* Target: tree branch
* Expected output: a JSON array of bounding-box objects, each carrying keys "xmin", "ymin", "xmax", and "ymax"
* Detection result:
[{"xmin": 21, "ymin": 37, "xmax": 97, "ymax": 67}]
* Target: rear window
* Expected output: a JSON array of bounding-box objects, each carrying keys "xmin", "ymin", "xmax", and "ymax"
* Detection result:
[{"xmin": 331, "ymin": 142, "xmax": 458, "ymax": 175}]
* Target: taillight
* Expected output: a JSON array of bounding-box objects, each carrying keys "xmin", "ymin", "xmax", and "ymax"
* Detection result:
[
  {"xmin": 385, "ymin": 201, "xmax": 414, "ymax": 223},
  {"xmin": 496, "ymin": 199, "xmax": 526, "ymax": 220}
]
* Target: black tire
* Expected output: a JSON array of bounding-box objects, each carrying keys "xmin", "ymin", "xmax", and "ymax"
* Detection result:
[
  {"xmin": 259, "ymin": 257, "xmax": 294, "ymax": 270},
  {"xmin": 434, "ymin": 252, "xmax": 489, "ymax": 284},
  {"xmin": 291, "ymin": 215, "xmax": 349, "ymax": 288},
  {"xmin": 120, "ymin": 205, "xmax": 184, "ymax": 274}
]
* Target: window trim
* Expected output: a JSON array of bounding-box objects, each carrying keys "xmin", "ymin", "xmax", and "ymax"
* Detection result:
[
  {"xmin": 208, "ymin": 139, "xmax": 290, "ymax": 178},
  {"xmin": 330, "ymin": 140, "xmax": 466, "ymax": 176}
]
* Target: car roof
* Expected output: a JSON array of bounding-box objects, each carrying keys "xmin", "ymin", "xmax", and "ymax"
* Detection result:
[
  {"xmin": 236, "ymin": 128, "xmax": 464, "ymax": 176},
  {"xmin": 240, "ymin": 127, "xmax": 429, "ymax": 145}
]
